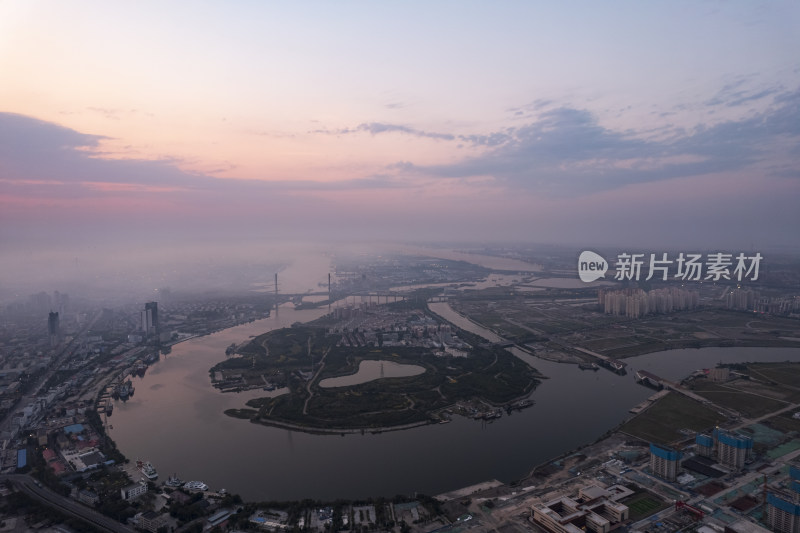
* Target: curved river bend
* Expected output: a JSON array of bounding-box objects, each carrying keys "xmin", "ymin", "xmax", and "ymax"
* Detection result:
[{"xmin": 110, "ymin": 300, "xmax": 800, "ymax": 501}]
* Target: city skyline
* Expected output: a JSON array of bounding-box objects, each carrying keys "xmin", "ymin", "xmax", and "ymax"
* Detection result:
[{"xmin": 1, "ymin": 1, "xmax": 799, "ymax": 257}]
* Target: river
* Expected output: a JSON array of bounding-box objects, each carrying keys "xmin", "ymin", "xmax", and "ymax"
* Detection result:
[{"xmin": 109, "ymin": 251, "xmax": 800, "ymax": 502}]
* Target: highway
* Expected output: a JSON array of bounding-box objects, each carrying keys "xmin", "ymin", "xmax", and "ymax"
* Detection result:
[{"xmin": 1, "ymin": 473, "xmax": 136, "ymax": 533}]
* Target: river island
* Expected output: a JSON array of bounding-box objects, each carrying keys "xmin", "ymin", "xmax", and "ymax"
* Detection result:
[{"xmin": 210, "ymin": 300, "xmax": 541, "ymax": 433}]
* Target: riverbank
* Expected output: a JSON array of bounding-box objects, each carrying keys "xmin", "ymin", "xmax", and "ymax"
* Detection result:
[
  {"xmin": 108, "ymin": 286, "xmax": 800, "ymax": 502},
  {"xmin": 249, "ymin": 416, "xmax": 435, "ymax": 435},
  {"xmin": 430, "ymin": 300, "xmax": 800, "ymax": 366}
]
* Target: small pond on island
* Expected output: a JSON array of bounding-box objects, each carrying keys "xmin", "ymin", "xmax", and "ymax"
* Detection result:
[{"xmin": 319, "ymin": 360, "xmax": 426, "ymax": 388}]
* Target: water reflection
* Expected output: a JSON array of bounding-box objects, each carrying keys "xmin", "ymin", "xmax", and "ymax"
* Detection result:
[{"xmin": 319, "ymin": 360, "xmax": 426, "ymax": 388}]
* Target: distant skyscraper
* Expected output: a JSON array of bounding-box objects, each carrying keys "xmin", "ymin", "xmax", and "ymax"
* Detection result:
[
  {"xmin": 53, "ymin": 291, "xmax": 69, "ymax": 314},
  {"xmin": 142, "ymin": 302, "xmax": 159, "ymax": 339},
  {"xmin": 30, "ymin": 292, "xmax": 51, "ymax": 314},
  {"xmin": 48, "ymin": 311, "xmax": 60, "ymax": 347}
]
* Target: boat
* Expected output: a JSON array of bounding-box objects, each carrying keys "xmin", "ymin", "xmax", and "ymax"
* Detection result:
[
  {"xmin": 137, "ymin": 460, "xmax": 158, "ymax": 480},
  {"xmin": 105, "ymin": 401, "xmax": 113, "ymax": 416},
  {"xmin": 183, "ymin": 481, "xmax": 208, "ymax": 491},
  {"xmin": 117, "ymin": 380, "xmax": 132, "ymax": 400},
  {"xmin": 166, "ymin": 473, "xmax": 183, "ymax": 487},
  {"xmin": 600, "ymin": 358, "xmax": 627, "ymax": 375},
  {"xmin": 635, "ymin": 370, "xmax": 664, "ymax": 390},
  {"xmin": 506, "ymin": 399, "xmax": 534, "ymax": 413},
  {"xmin": 578, "ymin": 362, "xmax": 599, "ymax": 371}
]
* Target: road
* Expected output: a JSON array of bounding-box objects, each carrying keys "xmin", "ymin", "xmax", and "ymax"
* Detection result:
[
  {"xmin": 1, "ymin": 473, "xmax": 136, "ymax": 533},
  {"xmin": 302, "ymin": 344, "xmax": 330, "ymax": 415}
]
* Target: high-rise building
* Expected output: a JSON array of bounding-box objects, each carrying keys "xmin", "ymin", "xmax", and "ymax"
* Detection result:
[
  {"xmin": 650, "ymin": 443, "xmax": 681, "ymax": 481},
  {"xmin": 48, "ymin": 311, "xmax": 60, "ymax": 347},
  {"xmin": 713, "ymin": 428, "xmax": 752, "ymax": 470},
  {"xmin": 599, "ymin": 287, "xmax": 699, "ymax": 318},
  {"xmin": 695, "ymin": 434, "xmax": 714, "ymax": 457},
  {"xmin": 53, "ymin": 291, "xmax": 69, "ymax": 314},
  {"xmin": 142, "ymin": 302, "xmax": 159, "ymax": 338},
  {"xmin": 766, "ymin": 466, "xmax": 800, "ymax": 532},
  {"xmin": 726, "ymin": 288, "xmax": 759, "ymax": 311}
]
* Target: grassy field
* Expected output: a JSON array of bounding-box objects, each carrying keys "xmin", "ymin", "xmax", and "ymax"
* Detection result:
[
  {"xmin": 620, "ymin": 392, "xmax": 726, "ymax": 446},
  {"xmin": 622, "ymin": 490, "xmax": 669, "ymax": 522},
  {"xmin": 690, "ymin": 381, "xmax": 790, "ymax": 418},
  {"xmin": 747, "ymin": 364, "xmax": 800, "ymax": 402},
  {"xmin": 765, "ymin": 413, "xmax": 800, "ymax": 434}
]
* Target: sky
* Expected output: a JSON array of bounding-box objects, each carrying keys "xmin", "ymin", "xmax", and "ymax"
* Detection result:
[{"xmin": 1, "ymin": 0, "xmax": 799, "ymax": 265}]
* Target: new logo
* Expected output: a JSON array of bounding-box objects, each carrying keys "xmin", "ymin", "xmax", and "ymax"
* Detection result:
[{"xmin": 578, "ymin": 251, "xmax": 608, "ymax": 282}]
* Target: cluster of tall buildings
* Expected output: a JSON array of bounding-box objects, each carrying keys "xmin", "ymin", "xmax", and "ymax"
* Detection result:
[
  {"xmin": 726, "ymin": 289, "xmax": 800, "ymax": 315},
  {"xmin": 29, "ymin": 291, "xmax": 70, "ymax": 315},
  {"xmin": 756, "ymin": 297, "xmax": 800, "ymax": 315},
  {"xmin": 696, "ymin": 429, "xmax": 753, "ymax": 470},
  {"xmin": 649, "ymin": 429, "xmax": 754, "ymax": 484},
  {"xmin": 725, "ymin": 288, "xmax": 759, "ymax": 311},
  {"xmin": 598, "ymin": 287, "xmax": 699, "ymax": 318}
]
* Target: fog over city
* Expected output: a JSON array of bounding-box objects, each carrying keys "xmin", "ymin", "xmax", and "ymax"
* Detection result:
[{"xmin": 2, "ymin": 2, "xmax": 799, "ymax": 303}]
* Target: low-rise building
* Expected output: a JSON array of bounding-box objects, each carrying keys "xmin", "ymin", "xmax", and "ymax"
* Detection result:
[
  {"xmin": 531, "ymin": 485, "xmax": 629, "ymax": 533},
  {"xmin": 77, "ymin": 489, "xmax": 99, "ymax": 506},
  {"xmin": 120, "ymin": 481, "xmax": 147, "ymax": 501},
  {"xmin": 207, "ymin": 509, "xmax": 233, "ymax": 529},
  {"xmin": 138, "ymin": 510, "xmax": 168, "ymax": 533}
]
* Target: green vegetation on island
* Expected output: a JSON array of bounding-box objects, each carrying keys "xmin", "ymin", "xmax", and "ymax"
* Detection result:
[{"xmin": 211, "ymin": 323, "xmax": 539, "ymax": 433}]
